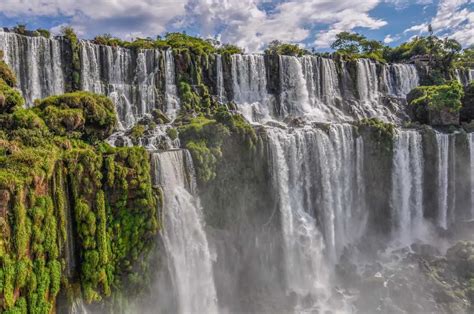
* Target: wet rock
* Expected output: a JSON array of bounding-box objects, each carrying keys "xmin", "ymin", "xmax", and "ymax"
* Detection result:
[{"xmin": 411, "ymin": 242, "xmax": 441, "ymax": 260}]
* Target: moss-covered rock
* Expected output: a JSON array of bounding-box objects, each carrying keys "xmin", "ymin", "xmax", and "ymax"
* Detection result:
[
  {"xmin": 37, "ymin": 91, "xmax": 117, "ymax": 141},
  {"xmin": 0, "ymin": 79, "xmax": 24, "ymax": 113}
]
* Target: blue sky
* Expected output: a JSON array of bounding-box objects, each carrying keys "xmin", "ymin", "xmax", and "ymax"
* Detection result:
[{"xmin": 0, "ymin": 0, "xmax": 472, "ymax": 52}]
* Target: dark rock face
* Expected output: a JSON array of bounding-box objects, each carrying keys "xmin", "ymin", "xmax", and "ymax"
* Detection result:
[
  {"xmin": 429, "ymin": 108, "xmax": 460, "ymax": 126},
  {"xmin": 336, "ymin": 241, "xmax": 474, "ymax": 314},
  {"xmin": 461, "ymin": 83, "xmax": 474, "ymax": 123}
]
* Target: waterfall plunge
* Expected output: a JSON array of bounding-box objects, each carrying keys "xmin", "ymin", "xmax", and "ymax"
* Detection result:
[
  {"xmin": 267, "ymin": 124, "xmax": 365, "ymax": 310},
  {"xmin": 435, "ymin": 133, "xmax": 456, "ymax": 229},
  {"xmin": 151, "ymin": 150, "xmax": 218, "ymax": 314},
  {"xmin": 0, "ymin": 30, "xmax": 65, "ymax": 106},
  {"xmin": 391, "ymin": 130, "xmax": 424, "ymax": 243}
]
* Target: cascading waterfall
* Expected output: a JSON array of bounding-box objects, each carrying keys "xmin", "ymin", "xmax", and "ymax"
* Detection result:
[
  {"xmin": 0, "ymin": 30, "xmax": 65, "ymax": 105},
  {"xmin": 231, "ymin": 54, "xmax": 272, "ymax": 122},
  {"xmin": 435, "ymin": 133, "xmax": 456, "ymax": 229},
  {"xmin": 151, "ymin": 150, "xmax": 218, "ymax": 314},
  {"xmin": 216, "ymin": 54, "xmax": 226, "ymax": 103},
  {"xmin": 80, "ymin": 41, "xmax": 165, "ymax": 128},
  {"xmin": 267, "ymin": 124, "xmax": 366, "ymax": 268},
  {"xmin": 266, "ymin": 124, "xmax": 365, "ymax": 311},
  {"xmin": 383, "ymin": 64, "xmax": 419, "ymax": 97},
  {"xmin": 391, "ymin": 130, "xmax": 424, "ymax": 243},
  {"xmin": 279, "ymin": 55, "xmax": 312, "ymax": 117},
  {"xmin": 470, "ymin": 133, "xmax": 474, "ymax": 219},
  {"xmin": 164, "ymin": 49, "xmax": 180, "ymax": 121}
]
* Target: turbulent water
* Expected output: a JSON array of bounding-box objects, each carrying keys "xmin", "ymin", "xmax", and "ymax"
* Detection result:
[
  {"xmin": 151, "ymin": 150, "xmax": 218, "ymax": 314},
  {"xmin": 0, "ymin": 30, "xmax": 65, "ymax": 105},
  {"xmin": 267, "ymin": 124, "xmax": 365, "ymax": 312},
  {"xmin": 391, "ymin": 130, "xmax": 424, "ymax": 243},
  {"xmin": 3, "ymin": 30, "xmax": 474, "ymax": 313}
]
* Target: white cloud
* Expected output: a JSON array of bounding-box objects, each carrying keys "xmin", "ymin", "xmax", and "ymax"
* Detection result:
[
  {"xmin": 0, "ymin": 0, "xmax": 187, "ymax": 39},
  {"xmin": 404, "ymin": 0, "xmax": 474, "ymax": 46},
  {"xmin": 384, "ymin": 34, "xmax": 399, "ymax": 43},
  {"xmin": 183, "ymin": 0, "xmax": 387, "ymax": 51},
  {"xmin": 0, "ymin": 0, "xmax": 389, "ymax": 51}
]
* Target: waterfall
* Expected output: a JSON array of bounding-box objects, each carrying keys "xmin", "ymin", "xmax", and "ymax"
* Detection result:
[
  {"xmin": 356, "ymin": 59, "xmax": 379, "ymax": 105},
  {"xmin": 435, "ymin": 133, "xmax": 456, "ymax": 229},
  {"xmin": 383, "ymin": 64, "xmax": 419, "ymax": 97},
  {"xmin": 216, "ymin": 54, "xmax": 226, "ymax": 102},
  {"xmin": 164, "ymin": 49, "xmax": 180, "ymax": 121},
  {"xmin": 470, "ymin": 133, "xmax": 474, "ymax": 220},
  {"xmin": 80, "ymin": 41, "xmax": 165, "ymax": 128},
  {"xmin": 231, "ymin": 54, "xmax": 272, "ymax": 122},
  {"xmin": 279, "ymin": 55, "xmax": 312, "ymax": 117},
  {"xmin": 151, "ymin": 150, "xmax": 218, "ymax": 314},
  {"xmin": 266, "ymin": 124, "xmax": 363, "ymax": 311},
  {"xmin": 267, "ymin": 124, "xmax": 366, "ymax": 265},
  {"xmin": 391, "ymin": 130, "xmax": 424, "ymax": 243},
  {"xmin": 0, "ymin": 30, "xmax": 65, "ymax": 106}
]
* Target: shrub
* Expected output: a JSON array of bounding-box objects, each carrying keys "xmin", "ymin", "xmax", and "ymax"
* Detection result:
[
  {"xmin": 37, "ymin": 91, "xmax": 117, "ymax": 141},
  {"xmin": 0, "ymin": 79, "xmax": 24, "ymax": 113}
]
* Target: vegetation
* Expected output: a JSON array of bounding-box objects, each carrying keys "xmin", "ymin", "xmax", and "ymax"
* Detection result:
[
  {"xmin": 264, "ymin": 40, "xmax": 308, "ymax": 57},
  {"xmin": 36, "ymin": 91, "xmax": 118, "ymax": 141},
  {"xmin": 0, "ymin": 60, "xmax": 159, "ymax": 312},
  {"xmin": 408, "ymin": 80, "xmax": 464, "ymax": 113},
  {"xmin": 331, "ymin": 32, "xmax": 385, "ymax": 62},
  {"xmin": 357, "ymin": 118, "xmax": 395, "ymax": 151}
]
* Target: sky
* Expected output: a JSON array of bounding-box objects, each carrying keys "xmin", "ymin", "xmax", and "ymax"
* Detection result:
[{"xmin": 0, "ymin": 0, "xmax": 472, "ymax": 52}]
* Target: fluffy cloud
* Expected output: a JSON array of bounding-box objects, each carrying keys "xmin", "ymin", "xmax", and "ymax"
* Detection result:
[
  {"xmin": 184, "ymin": 0, "xmax": 387, "ymax": 51},
  {"xmin": 404, "ymin": 0, "xmax": 474, "ymax": 46},
  {"xmin": 0, "ymin": 0, "xmax": 187, "ymax": 38},
  {"xmin": 0, "ymin": 0, "xmax": 389, "ymax": 51}
]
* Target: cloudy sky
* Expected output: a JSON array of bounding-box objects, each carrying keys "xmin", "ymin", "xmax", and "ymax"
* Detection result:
[{"xmin": 0, "ymin": 0, "xmax": 472, "ymax": 52}]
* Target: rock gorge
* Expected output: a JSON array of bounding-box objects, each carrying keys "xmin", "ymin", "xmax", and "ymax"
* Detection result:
[{"xmin": 0, "ymin": 28, "xmax": 474, "ymax": 313}]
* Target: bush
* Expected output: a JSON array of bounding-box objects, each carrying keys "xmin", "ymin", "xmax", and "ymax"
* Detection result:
[
  {"xmin": 37, "ymin": 91, "xmax": 117, "ymax": 141},
  {"xmin": 0, "ymin": 61, "xmax": 17, "ymax": 88},
  {"xmin": 0, "ymin": 79, "xmax": 24, "ymax": 113},
  {"xmin": 409, "ymin": 81, "xmax": 464, "ymax": 113}
]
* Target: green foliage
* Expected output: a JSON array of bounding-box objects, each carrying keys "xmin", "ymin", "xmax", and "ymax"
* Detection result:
[
  {"xmin": 61, "ymin": 26, "xmax": 81, "ymax": 91},
  {"xmin": 358, "ymin": 118, "xmax": 395, "ymax": 151},
  {"xmin": 265, "ymin": 40, "xmax": 308, "ymax": 57},
  {"xmin": 0, "ymin": 59, "xmax": 17, "ymax": 88},
  {"xmin": 216, "ymin": 44, "xmax": 244, "ymax": 55},
  {"xmin": 409, "ymin": 81, "xmax": 464, "ymax": 113},
  {"xmin": 331, "ymin": 32, "xmax": 385, "ymax": 62},
  {"xmin": 0, "ymin": 79, "xmax": 24, "ymax": 113},
  {"xmin": 37, "ymin": 91, "xmax": 117, "ymax": 141},
  {"xmin": 35, "ymin": 28, "xmax": 51, "ymax": 39},
  {"xmin": 454, "ymin": 45, "xmax": 474, "ymax": 69},
  {"xmin": 130, "ymin": 124, "xmax": 146, "ymax": 140},
  {"xmin": 166, "ymin": 128, "xmax": 178, "ymax": 141}
]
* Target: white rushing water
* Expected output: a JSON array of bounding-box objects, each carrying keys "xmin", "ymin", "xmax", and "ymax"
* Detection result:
[
  {"xmin": 391, "ymin": 130, "xmax": 424, "ymax": 243},
  {"xmin": 231, "ymin": 54, "xmax": 272, "ymax": 122},
  {"xmin": 164, "ymin": 49, "xmax": 180, "ymax": 121},
  {"xmin": 266, "ymin": 124, "xmax": 366, "ymax": 312},
  {"xmin": 80, "ymin": 41, "xmax": 178, "ymax": 128},
  {"xmin": 0, "ymin": 30, "xmax": 65, "ymax": 106},
  {"xmin": 435, "ymin": 133, "xmax": 456, "ymax": 229},
  {"xmin": 231, "ymin": 54, "xmax": 418, "ymax": 124},
  {"xmin": 470, "ymin": 133, "xmax": 474, "ymax": 219},
  {"xmin": 151, "ymin": 150, "xmax": 218, "ymax": 314},
  {"xmin": 216, "ymin": 54, "xmax": 226, "ymax": 103},
  {"xmin": 267, "ymin": 125, "xmax": 365, "ymax": 302}
]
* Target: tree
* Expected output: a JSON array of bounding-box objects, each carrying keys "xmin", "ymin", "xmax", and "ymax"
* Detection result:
[
  {"xmin": 330, "ymin": 32, "xmax": 366, "ymax": 55},
  {"xmin": 264, "ymin": 40, "xmax": 308, "ymax": 57}
]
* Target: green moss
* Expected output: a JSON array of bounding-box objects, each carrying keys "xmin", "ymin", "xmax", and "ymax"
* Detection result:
[
  {"xmin": 166, "ymin": 128, "xmax": 178, "ymax": 141},
  {"xmin": 409, "ymin": 80, "xmax": 464, "ymax": 113},
  {"xmin": 358, "ymin": 118, "xmax": 395, "ymax": 152},
  {"xmin": 0, "ymin": 79, "xmax": 24, "ymax": 113},
  {"xmin": 37, "ymin": 91, "xmax": 117, "ymax": 141},
  {"xmin": 0, "ymin": 61, "xmax": 17, "ymax": 88}
]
